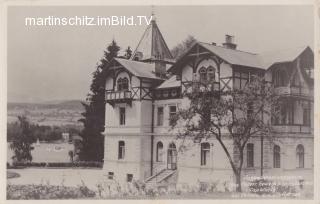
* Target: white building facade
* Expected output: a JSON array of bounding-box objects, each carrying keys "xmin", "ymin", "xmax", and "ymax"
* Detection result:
[{"xmin": 102, "ymin": 19, "xmax": 314, "ymax": 188}]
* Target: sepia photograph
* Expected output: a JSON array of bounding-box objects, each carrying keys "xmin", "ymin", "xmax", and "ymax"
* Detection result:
[{"xmin": 3, "ymin": 1, "xmax": 317, "ymax": 201}]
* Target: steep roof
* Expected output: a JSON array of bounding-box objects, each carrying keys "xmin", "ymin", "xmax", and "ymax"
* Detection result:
[
  {"xmin": 198, "ymin": 42, "xmax": 263, "ymax": 68},
  {"xmin": 258, "ymin": 45, "xmax": 310, "ymax": 68},
  {"xmin": 169, "ymin": 42, "xmax": 312, "ymax": 73},
  {"xmin": 114, "ymin": 58, "xmax": 163, "ymax": 80},
  {"xmin": 156, "ymin": 75, "xmax": 181, "ymax": 89},
  {"xmin": 130, "ymin": 20, "xmax": 173, "ymax": 61}
]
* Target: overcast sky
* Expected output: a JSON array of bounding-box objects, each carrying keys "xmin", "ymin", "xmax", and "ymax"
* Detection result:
[{"xmin": 7, "ymin": 5, "xmax": 314, "ymax": 103}]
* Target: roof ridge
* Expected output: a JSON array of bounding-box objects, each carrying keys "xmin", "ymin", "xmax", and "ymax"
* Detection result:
[
  {"xmin": 198, "ymin": 41, "xmax": 258, "ymax": 55},
  {"xmin": 259, "ymin": 45, "xmax": 308, "ymax": 54}
]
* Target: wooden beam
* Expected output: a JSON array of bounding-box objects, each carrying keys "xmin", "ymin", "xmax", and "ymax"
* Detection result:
[{"xmin": 188, "ymin": 52, "xmax": 211, "ymax": 57}]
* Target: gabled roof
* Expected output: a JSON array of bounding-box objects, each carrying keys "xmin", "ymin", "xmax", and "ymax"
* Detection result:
[
  {"xmin": 130, "ymin": 20, "xmax": 173, "ymax": 61},
  {"xmin": 258, "ymin": 46, "xmax": 311, "ymax": 68},
  {"xmin": 156, "ymin": 75, "xmax": 181, "ymax": 89},
  {"xmin": 114, "ymin": 58, "xmax": 163, "ymax": 80},
  {"xmin": 198, "ymin": 42, "xmax": 263, "ymax": 69},
  {"xmin": 169, "ymin": 42, "xmax": 313, "ymax": 73}
]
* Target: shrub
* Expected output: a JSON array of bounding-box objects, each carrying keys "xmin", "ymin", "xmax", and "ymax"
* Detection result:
[
  {"xmin": 12, "ymin": 161, "xmax": 103, "ymax": 168},
  {"xmin": 7, "ymin": 184, "xmax": 96, "ymax": 199},
  {"xmin": 248, "ymin": 178, "xmax": 298, "ymax": 197}
]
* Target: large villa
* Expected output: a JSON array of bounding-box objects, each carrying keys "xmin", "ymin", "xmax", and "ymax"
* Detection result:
[{"xmin": 102, "ymin": 17, "xmax": 314, "ymax": 188}]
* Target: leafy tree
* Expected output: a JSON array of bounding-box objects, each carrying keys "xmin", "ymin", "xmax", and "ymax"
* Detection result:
[
  {"xmin": 9, "ymin": 116, "xmax": 35, "ymax": 162},
  {"xmin": 79, "ymin": 40, "xmax": 120, "ymax": 161},
  {"xmin": 171, "ymin": 76, "xmax": 279, "ymax": 192},
  {"xmin": 171, "ymin": 35, "xmax": 197, "ymax": 59}
]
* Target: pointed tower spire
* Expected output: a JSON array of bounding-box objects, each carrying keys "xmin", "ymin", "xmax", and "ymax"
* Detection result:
[
  {"xmin": 151, "ymin": 5, "xmax": 156, "ymax": 22},
  {"xmin": 130, "ymin": 13, "xmax": 173, "ymax": 62}
]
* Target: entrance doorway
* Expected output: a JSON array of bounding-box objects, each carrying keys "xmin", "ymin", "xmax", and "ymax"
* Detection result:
[{"xmin": 167, "ymin": 143, "xmax": 177, "ymax": 170}]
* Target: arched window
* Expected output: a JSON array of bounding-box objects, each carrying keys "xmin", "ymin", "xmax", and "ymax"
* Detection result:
[
  {"xmin": 274, "ymin": 69, "xmax": 288, "ymax": 87},
  {"xmin": 207, "ymin": 66, "xmax": 215, "ymax": 82},
  {"xmin": 296, "ymin": 144, "xmax": 304, "ymax": 168},
  {"xmin": 247, "ymin": 143, "xmax": 254, "ymax": 167},
  {"xmin": 117, "ymin": 77, "xmax": 129, "ymax": 91},
  {"xmin": 118, "ymin": 141, "xmax": 125, "ymax": 159},
  {"xmin": 156, "ymin": 142, "xmax": 164, "ymax": 162},
  {"xmin": 201, "ymin": 143, "xmax": 210, "ymax": 166},
  {"xmin": 199, "ymin": 67, "xmax": 207, "ymax": 82},
  {"xmin": 273, "ymin": 145, "xmax": 281, "ymax": 168}
]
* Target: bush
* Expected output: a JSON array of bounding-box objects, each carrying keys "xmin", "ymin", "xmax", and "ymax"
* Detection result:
[
  {"xmin": 12, "ymin": 161, "xmax": 103, "ymax": 168},
  {"xmin": 7, "ymin": 184, "xmax": 96, "ymax": 199},
  {"xmin": 12, "ymin": 162, "xmax": 47, "ymax": 168},
  {"xmin": 248, "ymin": 178, "xmax": 298, "ymax": 197}
]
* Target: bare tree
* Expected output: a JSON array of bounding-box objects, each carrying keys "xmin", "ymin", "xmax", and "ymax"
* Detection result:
[{"xmin": 171, "ymin": 75, "xmax": 279, "ymax": 192}]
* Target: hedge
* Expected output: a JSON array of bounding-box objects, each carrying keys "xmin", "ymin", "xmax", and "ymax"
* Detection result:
[
  {"xmin": 11, "ymin": 161, "xmax": 103, "ymax": 168},
  {"xmin": 7, "ymin": 184, "xmax": 96, "ymax": 199}
]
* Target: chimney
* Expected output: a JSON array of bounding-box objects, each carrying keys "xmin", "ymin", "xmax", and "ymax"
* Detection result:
[{"xmin": 222, "ymin": 34, "xmax": 237, "ymax": 49}]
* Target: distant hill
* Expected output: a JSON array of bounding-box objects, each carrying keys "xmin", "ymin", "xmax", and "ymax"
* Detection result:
[
  {"xmin": 8, "ymin": 100, "xmax": 86, "ymax": 111},
  {"xmin": 7, "ymin": 100, "xmax": 86, "ymax": 126}
]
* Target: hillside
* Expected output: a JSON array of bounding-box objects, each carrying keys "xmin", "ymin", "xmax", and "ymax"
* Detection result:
[{"xmin": 7, "ymin": 100, "xmax": 86, "ymax": 126}]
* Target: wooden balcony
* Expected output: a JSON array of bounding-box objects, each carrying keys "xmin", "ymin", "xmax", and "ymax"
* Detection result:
[
  {"xmin": 272, "ymin": 124, "xmax": 312, "ymax": 134},
  {"xmin": 105, "ymin": 90, "xmax": 132, "ymax": 106},
  {"xmin": 274, "ymin": 86, "xmax": 313, "ymax": 99},
  {"xmin": 182, "ymin": 81, "xmax": 220, "ymax": 94}
]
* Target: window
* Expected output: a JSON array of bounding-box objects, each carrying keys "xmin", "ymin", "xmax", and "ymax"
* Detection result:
[
  {"xmin": 296, "ymin": 145, "xmax": 304, "ymax": 168},
  {"xmin": 201, "ymin": 143, "xmax": 210, "ymax": 166},
  {"xmin": 273, "ymin": 145, "xmax": 281, "ymax": 168},
  {"xmin": 108, "ymin": 172, "xmax": 114, "ymax": 179},
  {"xmin": 234, "ymin": 71, "xmax": 249, "ymax": 89},
  {"xmin": 198, "ymin": 66, "xmax": 216, "ymax": 82},
  {"xmin": 292, "ymin": 73, "xmax": 300, "ymax": 87},
  {"xmin": 169, "ymin": 105, "xmax": 177, "ymax": 126},
  {"xmin": 117, "ymin": 77, "xmax": 129, "ymax": 91},
  {"xmin": 273, "ymin": 69, "xmax": 288, "ymax": 87},
  {"xmin": 247, "ymin": 143, "xmax": 254, "ymax": 167},
  {"xmin": 199, "ymin": 67, "xmax": 207, "ymax": 82},
  {"xmin": 119, "ymin": 107, "xmax": 126, "ymax": 125},
  {"xmin": 156, "ymin": 142, "xmax": 164, "ymax": 162},
  {"xmin": 118, "ymin": 141, "xmax": 125, "ymax": 159},
  {"xmin": 127, "ymin": 174, "xmax": 133, "ymax": 182},
  {"xmin": 274, "ymin": 101, "xmax": 294, "ymax": 125},
  {"xmin": 207, "ymin": 66, "xmax": 215, "ymax": 82},
  {"xmin": 247, "ymin": 102, "xmax": 254, "ymax": 119},
  {"xmin": 303, "ymin": 108, "xmax": 311, "ymax": 126},
  {"xmin": 157, "ymin": 107, "xmax": 164, "ymax": 126}
]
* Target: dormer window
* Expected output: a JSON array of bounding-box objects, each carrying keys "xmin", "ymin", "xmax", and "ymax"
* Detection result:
[{"xmin": 117, "ymin": 77, "xmax": 129, "ymax": 91}]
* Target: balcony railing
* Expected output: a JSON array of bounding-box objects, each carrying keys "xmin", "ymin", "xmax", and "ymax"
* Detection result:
[
  {"xmin": 272, "ymin": 124, "xmax": 312, "ymax": 134},
  {"xmin": 105, "ymin": 90, "xmax": 132, "ymax": 101},
  {"xmin": 274, "ymin": 86, "xmax": 313, "ymax": 98},
  {"xmin": 183, "ymin": 81, "xmax": 220, "ymax": 93}
]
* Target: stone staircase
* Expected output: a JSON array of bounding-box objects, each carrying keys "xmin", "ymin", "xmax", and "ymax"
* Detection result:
[{"xmin": 145, "ymin": 168, "xmax": 177, "ymax": 187}]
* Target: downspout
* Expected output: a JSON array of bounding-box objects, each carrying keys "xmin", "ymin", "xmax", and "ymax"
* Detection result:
[{"xmin": 150, "ymin": 99, "xmax": 155, "ymax": 176}]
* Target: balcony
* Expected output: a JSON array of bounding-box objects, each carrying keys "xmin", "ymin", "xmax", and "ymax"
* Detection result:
[
  {"xmin": 105, "ymin": 90, "xmax": 132, "ymax": 106},
  {"xmin": 274, "ymin": 86, "xmax": 313, "ymax": 99},
  {"xmin": 182, "ymin": 81, "xmax": 220, "ymax": 94},
  {"xmin": 272, "ymin": 124, "xmax": 312, "ymax": 134}
]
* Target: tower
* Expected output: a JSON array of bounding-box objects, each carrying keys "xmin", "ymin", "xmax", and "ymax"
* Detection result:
[{"xmin": 103, "ymin": 16, "xmax": 173, "ymax": 182}]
